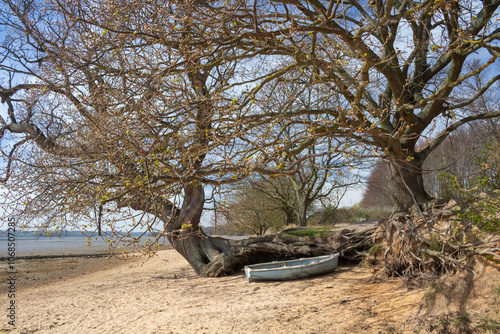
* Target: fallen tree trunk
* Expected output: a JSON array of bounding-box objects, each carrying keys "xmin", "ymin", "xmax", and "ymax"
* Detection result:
[{"xmin": 167, "ymin": 226, "xmax": 377, "ymax": 277}]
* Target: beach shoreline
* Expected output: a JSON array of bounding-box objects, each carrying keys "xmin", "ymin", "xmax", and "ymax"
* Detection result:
[
  {"xmin": 0, "ymin": 243, "xmax": 172, "ymax": 261},
  {"xmin": 0, "ymin": 235, "xmax": 172, "ymax": 258}
]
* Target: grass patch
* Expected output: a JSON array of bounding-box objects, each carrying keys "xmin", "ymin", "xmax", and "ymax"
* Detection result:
[
  {"xmin": 478, "ymin": 315, "xmax": 500, "ymax": 332},
  {"xmin": 437, "ymin": 312, "xmax": 470, "ymax": 333},
  {"xmin": 451, "ymin": 312, "xmax": 470, "ymax": 330},
  {"xmin": 425, "ymin": 234, "xmax": 444, "ymax": 252},
  {"xmin": 423, "ymin": 289, "xmax": 436, "ymax": 305},
  {"xmin": 367, "ymin": 243, "xmax": 383, "ymax": 256},
  {"xmin": 282, "ymin": 227, "xmax": 341, "ymax": 238},
  {"xmin": 494, "ymin": 282, "xmax": 500, "ymax": 297}
]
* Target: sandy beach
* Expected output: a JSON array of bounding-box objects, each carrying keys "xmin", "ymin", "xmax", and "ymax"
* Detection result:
[{"xmin": 0, "ymin": 248, "xmax": 430, "ymax": 334}]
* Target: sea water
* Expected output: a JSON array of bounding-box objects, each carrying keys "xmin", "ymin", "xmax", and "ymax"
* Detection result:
[
  {"xmin": 0, "ymin": 234, "xmax": 246, "ymax": 257},
  {"xmin": 0, "ymin": 236, "xmax": 169, "ymax": 257}
]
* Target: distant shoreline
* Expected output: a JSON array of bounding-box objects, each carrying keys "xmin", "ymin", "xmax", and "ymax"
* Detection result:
[
  {"xmin": 0, "ymin": 252, "xmax": 110, "ymax": 261},
  {"xmin": 0, "ymin": 235, "xmax": 172, "ymax": 259},
  {"xmin": 0, "ymin": 244, "xmax": 173, "ymax": 261},
  {"xmin": 0, "ymin": 234, "xmax": 248, "ymax": 258}
]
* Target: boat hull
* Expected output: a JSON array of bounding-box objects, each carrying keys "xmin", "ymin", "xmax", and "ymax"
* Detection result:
[{"xmin": 244, "ymin": 253, "xmax": 339, "ymax": 282}]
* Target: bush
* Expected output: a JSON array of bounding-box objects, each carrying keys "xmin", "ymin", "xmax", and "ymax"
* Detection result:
[
  {"xmin": 309, "ymin": 203, "xmax": 391, "ymax": 226},
  {"xmin": 448, "ymin": 141, "xmax": 500, "ymax": 235}
]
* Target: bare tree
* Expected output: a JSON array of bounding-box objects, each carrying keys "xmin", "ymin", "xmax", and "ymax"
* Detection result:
[
  {"xmin": 251, "ymin": 148, "xmax": 358, "ymax": 227},
  {"xmin": 1, "ymin": 0, "xmax": 499, "ymax": 277},
  {"xmin": 362, "ymin": 68, "xmax": 500, "ymax": 205},
  {"xmin": 226, "ymin": 0, "xmax": 500, "ymax": 211},
  {"xmin": 219, "ymin": 181, "xmax": 287, "ymax": 235},
  {"xmin": 0, "ymin": 0, "xmax": 349, "ymax": 276}
]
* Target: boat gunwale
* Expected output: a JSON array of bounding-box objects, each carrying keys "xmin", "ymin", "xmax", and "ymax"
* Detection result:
[{"xmin": 244, "ymin": 253, "xmax": 339, "ymax": 273}]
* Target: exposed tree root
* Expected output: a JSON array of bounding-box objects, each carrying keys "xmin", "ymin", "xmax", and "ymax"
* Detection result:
[{"xmin": 376, "ymin": 199, "xmax": 500, "ymax": 283}]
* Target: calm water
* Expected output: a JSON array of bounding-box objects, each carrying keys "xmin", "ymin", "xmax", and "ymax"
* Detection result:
[
  {"xmin": 0, "ymin": 235, "xmax": 247, "ymax": 257},
  {"xmin": 0, "ymin": 236, "xmax": 169, "ymax": 257}
]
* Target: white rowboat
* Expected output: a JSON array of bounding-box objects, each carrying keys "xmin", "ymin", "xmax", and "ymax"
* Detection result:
[{"xmin": 244, "ymin": 253, "xmax": 339, "ymax": 282}]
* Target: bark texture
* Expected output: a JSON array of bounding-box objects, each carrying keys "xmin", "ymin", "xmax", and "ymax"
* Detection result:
[{"xmin": 386, "ymin": 156, "xmax": 432, "ymax": 211}]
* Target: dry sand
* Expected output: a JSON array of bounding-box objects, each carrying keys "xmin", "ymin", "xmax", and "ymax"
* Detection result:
[{"xmin": 0, "ymin": 249, "xmax": 429, "ymax": 334}]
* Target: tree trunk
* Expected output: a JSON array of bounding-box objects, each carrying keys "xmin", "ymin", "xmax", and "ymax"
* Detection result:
[
  {"xmin": 283, "ymin": 208, "xmax": 295, "ymax": 226},
  {"xmin": 296, "ymin": 205, "xmax": 308, "ymax": 227},
  {"xmin": 293, "ymin": 191, "xmax": 308, "ymax": 227},
  {"xmin": 386, "ymin": 155, "xmax": 432, "ymax": 212},
  {"xmin": 164, "ymin": 183, "xmax": 222, "ymax": 275}
]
